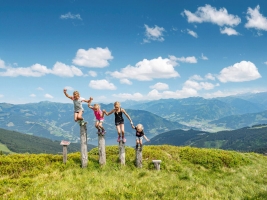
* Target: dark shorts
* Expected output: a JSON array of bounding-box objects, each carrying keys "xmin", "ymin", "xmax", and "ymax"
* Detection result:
[{"xmin": 115, "ymin": 120, "xmax": 124, "ymax": 126}]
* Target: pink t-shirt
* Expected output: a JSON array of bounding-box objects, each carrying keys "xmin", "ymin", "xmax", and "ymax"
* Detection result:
[{"xmin": 93, "ymin": 109, "xmax": 104, "ymax": 121}]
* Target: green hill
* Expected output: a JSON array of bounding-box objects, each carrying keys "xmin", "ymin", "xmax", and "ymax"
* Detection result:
[
  {"xmin": 1, "ymin": 145, "xmax": 266, "ymax": 199},
  {"xmin": 149, "ymin": 125, "xmax": 267, "ymax": 154},
  {"xmin": 0, "ymin": 128, "xmax": 95, "ymax": 154}
]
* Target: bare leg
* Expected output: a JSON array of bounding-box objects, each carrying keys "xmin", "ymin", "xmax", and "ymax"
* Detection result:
[
  {"xmin": 95, "ymin": 121, "xmax": 100, "ymax": 132},
  {"xmin": 74, "ymin": 113, "xmax": 78, "ymax": 122},
  {"xmin": 77, "ymin": 110, "xmax": 83, "ymax": 120}
]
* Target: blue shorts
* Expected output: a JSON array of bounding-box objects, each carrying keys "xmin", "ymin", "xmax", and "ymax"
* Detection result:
[{"xmin": 136, "ymin": 136, "xmax": 143, "ymax": 141}]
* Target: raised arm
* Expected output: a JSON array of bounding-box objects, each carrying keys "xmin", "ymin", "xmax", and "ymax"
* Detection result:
[
  {"xmin": 87, "ymin": 97, "xmax": 93, "ymax": 109},
  {"xmin": 63, "ymin": 89, "xmax": 73, "ymax": 100},
  {"xmin": 121, "ymin": 109, "xmax": 133, "ymax": 124}
]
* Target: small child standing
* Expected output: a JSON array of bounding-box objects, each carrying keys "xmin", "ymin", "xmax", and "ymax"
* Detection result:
[
  {"xmin": 63, "ymin": 89, "xmax": 90, "ymax": 125},
  {"xmin": 103, "ymin": 101, "xmax": 133, "ymax": 143},
  {"xmin": 88, "ymin": 97, "xmax": 106, "ymax": 135},
  {"xmin": 131, "ymin": 123, "xmax": 150, "ymax": 150}
]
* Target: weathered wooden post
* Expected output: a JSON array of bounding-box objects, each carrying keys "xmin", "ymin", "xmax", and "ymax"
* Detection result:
[
  {"xmin": 119, "ymin": 141, "xmax": 125, "ymax": 165},
  {"xmin": 135, "ymin": 147, "xmax": 142, "ymax": 168},
  {"xmin": 80, "ymin": 124, "xmax": 88, "ymax": 168},
  {"xmin": 152, "ymin": 160, "xmax": 162, "ymax": 170},
  {"xmin": 98, "ymin": 133, "xmax": 106, "ymax": 165},
  {"xmin": 60, "ymin": 140, "xmax": 70, "ymax": 164}
]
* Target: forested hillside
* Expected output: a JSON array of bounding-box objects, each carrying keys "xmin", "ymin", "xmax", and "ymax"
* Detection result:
[{"xmin": 0, "ymin": 128, "xmax": 95, "ymax": 154}]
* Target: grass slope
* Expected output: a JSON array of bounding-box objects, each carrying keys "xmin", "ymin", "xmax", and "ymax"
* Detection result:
[{"xmin": 1, "ymin": 145, "xmax": 267, "ymax": 199}]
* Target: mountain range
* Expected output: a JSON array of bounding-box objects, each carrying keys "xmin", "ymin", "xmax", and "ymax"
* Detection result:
[{"xmin": 0, "ymin": 92, "xmax": 266, "ymax": 142}]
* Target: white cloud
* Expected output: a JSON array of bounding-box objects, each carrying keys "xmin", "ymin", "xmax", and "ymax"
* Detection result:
[
  {"xmin": 37, "ymin": 87, "xmax": 44, "ymax": 91},
  {"xmin": 144, "ymin": 24, "xmax": 165, "ymax": 43},
  {"xmin": 217, "ymin": 61, "xmax": 261, "ymax": 82},
  {"xmin": 245, "ymin": 5, "xmax": 267, "ymax": 31},
  {"xmin": 182, "ymin": 4, "xmax": 241, "ymax": 27},
  {"xmin": 205, "ymin": 73, "xmax": 215, "ymax": 80},
  {"xmin": 60, "ymin": 12, "xmax": 82, "ymax": 20},
  {"xmin": 169, "ymin": 55, "xmax": 197, "ymax": 63},
  {"xmin": 264, "ymin": 61, "xmax": 267, "ymax": 65},
  {"xmin": 0, "ymin": 59, "xmax": 6, "ymax": 68},
  {"xmin": 220, "ymin": 27, "xmax": 239, "ymax": 35},
  {"xmin": 200, "ymin": 53, "xmax": 208, "ymax": 60},
  {"xmin": 187, "ymin": 29, "xmax": 198, "ymax": 38},
  {"xmin": 51, "ymin": 62, "xmax": 83, "ymax": 77},
  {"xmin": 147, "ymin": 88, "xmax": 198, "ymax": 100},
  {"xmin": 109, "ymin": 57, "xmax": 180, "ymax": 81},
  {"xmin": 189, "ymin": 75, "xmax": 203, "ymax": 81},
  {"xmin": 0, "ymin": 60, "xmax": 83, "ymax": 77},
  {"xmin": 0, "ymin": 63, "xmax": 49, "ymax": 77},
  {"xmin": 72, "ymin": 47, "xmax": 113, "ymax": 68},
  {"xmin": 184, "ymin": 80, "xmax": 216, "ymax": 90},
  {"xmin": 0, "ymin": 94, "xmax": 3, "ymax": 98},
  {"xmin": 45, "ymin": 94, "xmax": 53, "ymax": 99},
  {"xmin": 89, "ymin": 79, "xmax": 116, "ymax": 90},
  {"xmin": 150, "ymin": 82, "xmax": 169, "ymax": 90},
  {"xmin": 120, "ymin": 79, "xmax": 132, "ymax": 85},
  {"xmin": 30, "ymin": 94, "xmax": 36, "ymax": 97},
  {"xmin": 88, "ymin": 70, "xmax": 97, "ymax": 77},
  {"xmin": 113, "ymin": 93, "xmax": 143, "ymax": 100}
]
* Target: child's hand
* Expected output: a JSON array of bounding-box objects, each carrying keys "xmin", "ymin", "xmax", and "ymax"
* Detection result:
[
  {"xmin": 131, "ymin": 125, "xmax": 135, "ymax": 129},
  {"xmin": 89, "ymin": 97, "xmax": 93, "ymax": 101},
  {"xmin": 147, "ymin": 139, "xmax": 150, "ymax": 142},
  {"xmin": 63, "ymin": 89, "xmax": 67, "ymax": 92}
]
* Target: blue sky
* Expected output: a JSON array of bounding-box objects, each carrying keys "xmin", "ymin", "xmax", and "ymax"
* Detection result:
[{"xmin": 0, "ymin": 0, "xmax": 267, "ymax": 104}]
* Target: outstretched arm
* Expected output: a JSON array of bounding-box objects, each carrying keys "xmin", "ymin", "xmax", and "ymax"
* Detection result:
[
  {"xmin": 121, "ymin": 109, "xmax": 133, "ymax": 125},
  {"xmin": 104, "ymin": 109, "xmax": 115, "ymax": 116},
  {"xmin": 87, "ymin": 97, "xmax": 93, "ymax": 109},
  {"xmin": 144, "ymin": 135, "xmax": 150, "ymax": 142},
  {"xmin": 63, "ymin": 89, "xmax": 73, "ymax": 100}
]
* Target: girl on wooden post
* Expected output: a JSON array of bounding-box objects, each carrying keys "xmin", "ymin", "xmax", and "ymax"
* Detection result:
[
  {"xmin": 131, "ymin": 123, "xmax": 150, "ymax": 150},
  {"xmin": 103, "ymin": 101, "xmax": 133, "ymax": 143},
  {"xmin": 87, "ymin": 97, "xmax": 106, "ymax": 135},
  {"xmin": 63, "ymin": 89, "xmax": 90, "ymax": 126}
]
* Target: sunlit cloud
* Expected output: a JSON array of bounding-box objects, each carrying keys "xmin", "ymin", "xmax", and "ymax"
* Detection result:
[
  {"xmin": 45, "ymin": 94, "xmax": 53, "ymax": 99},
  {"xmin": 89, "ymin": 79, "xmax": 116, "ymax": 90},
  {"xmin": 150, "ymin": 82, "xmax": 169, "ymax": 90},
  {"xmin": 200, "ymin": 53, "xmax": 208, "ymax": 60},
  {"xmin": 73, "ymin": 47, "xmax": 113, "ymax": 68},
  {"xmin": 120, "ymin": 79, "xmax": 132, "ymax": 85},
  {"xmin": 182, "ymin": 4, "xmax": 241, "ymax": 27},
  {"xmin": 245, "ymin": 5, "xmax": 267, "ymax": 31},
  {"xmin": 217, "ymin": 61, "xmax": 261, "ymax": 82},
  {"xmin": 30, "ymin": 94, "xmax": 36, "ymax": 97},
  {"xmin": 220, "ymin": 27, "xmax": 240, "ymax": 35},
  {"xmin": 109, "ymin": 57, "xmax": 179, "ymax": 81}
]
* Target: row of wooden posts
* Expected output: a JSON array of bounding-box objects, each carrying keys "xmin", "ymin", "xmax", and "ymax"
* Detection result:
[{"xmin": 60, "ymin": 124, "xmax": 162, "ymax": 170}]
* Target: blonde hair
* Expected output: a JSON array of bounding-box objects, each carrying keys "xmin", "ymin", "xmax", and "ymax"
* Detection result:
[
  {"xmin": 114, "ymin": 101, "xmax": 120, "ymax": 107},
  {"xmin": 93, "ymin": 104, "xmax": 100, "ymax": 110},
  {"xmin": 136, "ymin": 124, "xmax": 144, "ymax": 130},
  {"xmin": 73, "ymin": 91, "xmax": 80, "ymax": 96}
]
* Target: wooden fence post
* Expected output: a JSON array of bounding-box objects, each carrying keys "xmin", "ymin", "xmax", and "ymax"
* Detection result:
[
  {"xmin": 80, "ymin": 124, "xmax": 88, "ymax": 168},
  {"xmin": 98, "ymin": 133, "xmax": 106, "ymax": 165},
  {"xmin": 119, "ymin": 141, "xmax": 125, "ymax": 165},
  {"xmin": 152, "ymin": 160, "xmax": 162, "ymax": 170},
  {"xmin": 60, "ymin": 141, "xmax": 70, "ymax": 164},
  {"xmin": 135, "ymin": 147, "xmax": 142, "ymax": 168}
]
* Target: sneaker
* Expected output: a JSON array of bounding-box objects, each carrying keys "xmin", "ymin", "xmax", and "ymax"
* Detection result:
[
  {"xmin": 117, "ymin": 136, "xmax": 121, "ymax": 142},
  {"xmin": 122, "ymin": 137, "xmax": 126, "ymax": 143},
  {"xmin": 101, "ymin": 130, "xmax": 106, "ymax": 135}
]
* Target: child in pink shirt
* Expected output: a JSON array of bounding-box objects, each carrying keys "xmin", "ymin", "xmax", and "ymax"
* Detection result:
[{"xmin": 88, "ymin": 97, "xmax": 106, "ymax": 135}]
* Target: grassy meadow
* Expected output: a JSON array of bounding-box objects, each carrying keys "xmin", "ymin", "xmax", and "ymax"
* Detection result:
[{"xmin": 0, "ymin": 145, "xmax": 267, "ymax": 200}]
